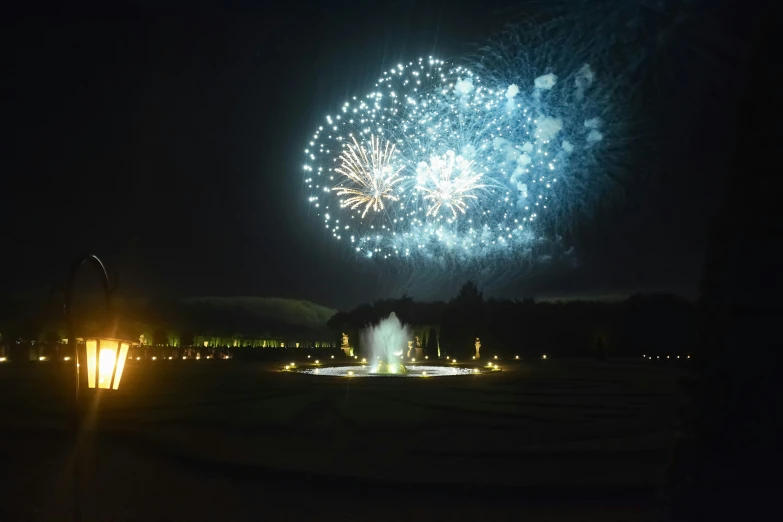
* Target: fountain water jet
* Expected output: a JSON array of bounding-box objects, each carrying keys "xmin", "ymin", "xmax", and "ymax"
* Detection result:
[{"xmin": 361, "ymin": 312, "xmax": 411, "ymax": 374}]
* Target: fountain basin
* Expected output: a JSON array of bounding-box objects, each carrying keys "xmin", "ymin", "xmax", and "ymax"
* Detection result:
[{"xmin": 293, "ymin": 365, "xmax": 488, "ymax": 377}]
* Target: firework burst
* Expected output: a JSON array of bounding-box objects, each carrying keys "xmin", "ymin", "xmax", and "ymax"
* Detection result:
[
  {"xmin": 303, "ymin": 52, "xmax": 618, "ymax": 261},
  {"xmin": 332, "ymin": 135, "xmax": 404, "ymax": 218},
  {"xmin": 415, "ymin": 151, "xmax": 485, "ymax": 218}
]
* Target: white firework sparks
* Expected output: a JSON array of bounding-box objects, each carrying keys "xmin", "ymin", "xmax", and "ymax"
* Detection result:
[
  {"xmin": 415, "ymin": 151, "xmax": 484, "ymax": 218},
  {"xmin": 333, "ymin": 135, "xmax": 404, "ymax": 218},
  {"xmin": 303, "ymin": 54, "xmax": 614, "ymax": 261}
]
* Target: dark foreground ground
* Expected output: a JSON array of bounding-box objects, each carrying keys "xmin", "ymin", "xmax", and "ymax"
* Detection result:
[{"xmin": 0, "ymin": 358, "xmax": 686, "ymax": 521}]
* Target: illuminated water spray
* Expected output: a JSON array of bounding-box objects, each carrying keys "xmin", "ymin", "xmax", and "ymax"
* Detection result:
[{"xmin": 361, "ymin": 312, "xmax": 411, "ymax": 374}]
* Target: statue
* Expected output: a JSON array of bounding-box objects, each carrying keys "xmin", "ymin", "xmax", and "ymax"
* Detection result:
[
  {"xmin": 475, "ymin": 337, "xmax": 481, "ymax": 359},
  {"xmin": 414, "ymin": 335, "xmax": 423, "ymax": 358},
  {"xmin": 341, "ymin": 332, "xmax": 353, "ymax": 357},
  {"xmin": 407, "ymin": 340, "xmax": 413, "ymax": 358}
]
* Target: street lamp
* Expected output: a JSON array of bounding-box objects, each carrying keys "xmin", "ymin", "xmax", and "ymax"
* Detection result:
[{"xmin": 63, "ymin": 254, "xmax": 132, "ymax": 522}]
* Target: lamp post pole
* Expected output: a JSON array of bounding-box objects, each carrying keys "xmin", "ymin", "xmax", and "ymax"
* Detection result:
[{"xmin": 63, "ymin": 254, "xmax": 113, "ymax": 522}]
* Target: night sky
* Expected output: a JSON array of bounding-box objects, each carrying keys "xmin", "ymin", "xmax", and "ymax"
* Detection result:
[{"xmin": 2, "ymin": 1, "xmax": 759, "ymax": 309}]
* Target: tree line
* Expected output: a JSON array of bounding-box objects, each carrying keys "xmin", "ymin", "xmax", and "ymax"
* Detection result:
[{"xmin": 328, "ymin": 282, "xmax": 696, "ymax": 359}]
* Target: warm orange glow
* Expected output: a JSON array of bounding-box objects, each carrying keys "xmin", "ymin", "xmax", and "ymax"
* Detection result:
[
  {"xmin": 112, "ymin": 342, "xmax": 129, "ymax": 389},
  {"xmin": 86, "ymin": 340, "xmax": 97, "ymax": 388},
  {"xmin": 85, "ymin": 339, "xmax": 129, "ymax": 389},
  {"xmin": 97, "ymin": 341, "xmax": 118, "ymax": 389}
]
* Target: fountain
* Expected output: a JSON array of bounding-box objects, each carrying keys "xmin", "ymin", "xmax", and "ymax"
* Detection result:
[
  {"xmin": 289, "ymin": 312, "xmax": 495, "ymax": 378},
  {"xmin": 362, "ymin": 312, "xmax": 410, "ymax": 374}
]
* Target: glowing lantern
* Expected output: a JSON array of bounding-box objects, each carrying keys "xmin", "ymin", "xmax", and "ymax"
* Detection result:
[{"xmin": 84, "ymin": 339, "xmax": 131, "ymax": 390}]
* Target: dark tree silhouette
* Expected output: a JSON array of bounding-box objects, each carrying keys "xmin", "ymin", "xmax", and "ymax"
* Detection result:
[{"xmin": 665, "ymin": 10, "xmax": 780, "ymax": 521}]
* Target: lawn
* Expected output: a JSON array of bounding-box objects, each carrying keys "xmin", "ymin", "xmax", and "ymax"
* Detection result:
[{"xmin": 0, "ymin": 357, "xmax": 686, "ymax": 521}]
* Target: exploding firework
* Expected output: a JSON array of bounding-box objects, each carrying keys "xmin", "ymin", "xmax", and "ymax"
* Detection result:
[
  {"xmin": 415, "ymin": 151, "xmax": 484, "ymax": 218},
  {"xmin": 303, "ymin": 52, "xmax": 617, "ymax": 261},
  {"xmin": 333, "ymin": 135, "xmax": 405, "ymax": 218}
]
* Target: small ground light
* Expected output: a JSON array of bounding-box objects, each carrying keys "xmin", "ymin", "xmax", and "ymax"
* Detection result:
[
  {"xmin": 425, "ymin": 356, "xmax": 428, "ymax": 359},
  {"xmin": 182, "ymin": 356, "xmax": 187, "ymax": 360},
  {"xmin": 290, "ymin": 362, "xmax": 295, "ymax": 367},
  {"xmin": 152, "ymin": 356, "xmax": 157, "ymax": 360},
  {"xmin": 687, "ymin": 355, "xmax": 690, "ymax": 359},
  {"xmin": 347, "ymin": 370, "xmax": 354, "ymax": 377},
  {"xmin": 136, "ymin": 356, "xmax": 141, "ymax": 361},
  {"xmin": 284, "ymin": 365, "xmax": 290, "ymax": 370},
  {"xmin": 515, "ymin": 355, "xmax": 519, "ymax": 359},
  {"xmin": 362, "ymin": 358, "xmax": 367, "ymax": 363},
  {"xmin": 494, "ymin": 355, "xmax": 498, "ymax": 360},
  {"xmin": 422, "ymin": 371, "xmax": 427, "ymax": 377},
  {"xmin": 451, "ymin": 359, "xmax": 457, "ymax": 363},
  {"xmin": 38, "ymin": 356, "xmax": 46, "ymax": 361},
  {"xmin": 307, "ymin": 355, "xmax": 311, "ymax": 359},
  {"xmin": 474, "ymin": 368, "xmax": 479, "ymax": 373},
  {"xmin": 649, "ymin": 356, "xmax": 652, "ymax": 359},
  {"xmin": 168, "ymin": 356, "xmax": 173, "ymax": 360},
  {"xmin": 411, "ymin": 358, "xmax": 416, "ymax": 362},
  {"xmin": 0, "ymin": 357, "xmax": 7, "ymax": 362},
  {"xmin": 677, "ymin": 355, "xmax": 680, "ymax": 358},
  {"xmin": 315, "ymin": 359, "xmax": 319, "ymax": 364},
  {"xmin": 63, "ymin": 356, "xmax": 71, "ymax": 361},
  {"xmin": 542, "ymin": 354, "xmax": 547, "ymax": 359},
  {"xmin": 667, "ymin": 355, "xmax": 670, "ymax": 359},
  {"xmin": 331, "ymin": 355, "xmax": 335, "ymax": 359}
]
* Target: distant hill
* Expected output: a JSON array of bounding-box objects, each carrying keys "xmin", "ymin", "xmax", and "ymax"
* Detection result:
[{"xmin": 179, "ymin": 297, "xmax": 337, "ymax": 331}]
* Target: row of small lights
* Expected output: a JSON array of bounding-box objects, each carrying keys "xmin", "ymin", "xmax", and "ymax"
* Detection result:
[
  {"xmin": 0, "ymin": 354, "xmax": 231, "ymax": 363},
  {"xmin": 644, "ymin": 355, "xmax": 691, "ymax": 359},
  {"xmin": 282, "ymin": 353, "xmax": 537, "ymax": 376}
]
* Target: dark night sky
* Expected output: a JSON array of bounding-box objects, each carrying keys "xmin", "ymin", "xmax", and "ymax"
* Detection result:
[{"xmin": 1, "ymin": 1, "xmax": 760, "ymax": 309}]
